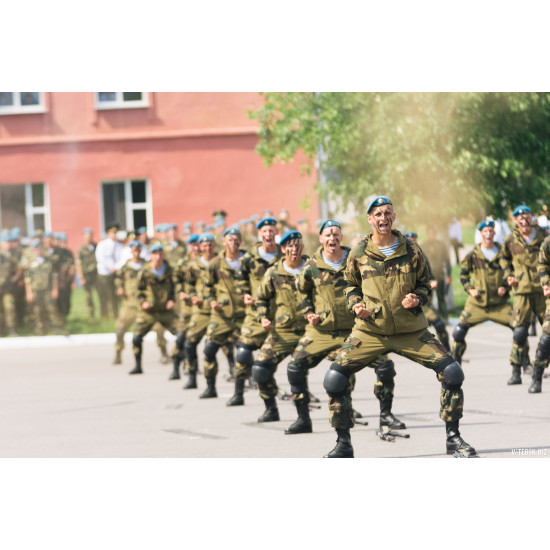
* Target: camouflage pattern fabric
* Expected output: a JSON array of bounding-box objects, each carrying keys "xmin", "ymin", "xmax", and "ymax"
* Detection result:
[
  {"xmin": 0, "ymin": 253, "xmax": 18, "ymax": 334},
  {"xmin": 77, "ymin": 242, "xmax": 99, "ymax": 317}
]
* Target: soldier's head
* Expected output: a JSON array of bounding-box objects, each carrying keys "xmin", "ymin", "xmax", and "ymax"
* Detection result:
[
  {"xmin": 223, "ymin": 227, "xmax": 242, "ymax": 254},
  {"xmin": 280, "ymin": 230, "xmax": 303, "ymax": 264},
  {"xmin": 512, "ymin": 205, "xmax": 532, "ymax": 232},
  {"xmin": 256, "ymin": 217, "xmax": 278, "ymax": 249},
  {"xmin": 128, "ymin": 240, "xmax": 142, "ymax": 260},
  {"xmin": 149, "ymin": 243, "xmax": 165, "ymax": 268},
  {"xmin": 106, "ymin": 223, "xmax": 119, "ymax": 240},
  {"xmin": 198, "ymin": 232, "xmax": 216, "ymax": 258},
  {"xmin": 366, "ymin": 196, "xmax": 395, "ymax": 237},
  {"xmin": 82, "ymin": 228, "xmax": 93, "ymax": 244},
  {"xmin": 166, "ymin": 223, "xmax": 178, "ymax": 241},
  {"xmin": 42, "ymin": 231, "xmax": 54, "ymax": 249},
  {"xmin": 478, "ymin": 220, "xmax": 495, "ymax": 246},
  {"xmin": 136, "ymin": 227, "xmax": 148, "ymax": 244},
  {"xmin": 403, "ymin": 231, "xmax": 418, "ymax": 243},
  {"xmin": 186, "ymin": 234, "xmax": 200, "ymax": 256},
  {"xmin": 297, "ymin": 218, "xmax": 310, "ymax": 233},
  {"xmin": 30, "ymin": 238, "xmax": 43, "ymax": 256},
  {"xmin": 319, "ymin": 220, "xmax": 343, "ymax": 254}
]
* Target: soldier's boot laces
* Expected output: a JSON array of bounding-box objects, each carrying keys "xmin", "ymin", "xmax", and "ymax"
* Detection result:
[
  {"xmin": 183, "ymin": 371, "xmax": 197, "ymax": 390},
  {"xmin": 199, "ymin": 378, "xmax": 218, "ymax": 399},
  {"xmin": 112, "ymin": 350, "xmax": 122, "ymax": 365},
  {"xmin": 379, "ymin": 398, "xmax": 406, "ymax": 430},
  {"xmin": 323, "ymin": 428, "xmax": 354, "ymax": 458},
  {"xmin": 257, "ymin": 397, "xmax": 279, "ymax": 422},
  {"xmin": 285, "ymin": 401, "xmax": 312, "ymax": 434},
  {"xmin": 226, "ymin": 378, "xmax": 245, "ymax": 406},
  {"xmin": 528, "ymin": 365, "xmax": 544, "ymax": 394},
  {"xmin": 168, "ymin": 358, "xmax": 180, "ymax": 381},
  {"xmin": 446, "ymin": 421, "xmax": 476, "ymax": 457},
  {"xmin": 507, "ymin": 365, "xmax": 522, "ymax": 385}
]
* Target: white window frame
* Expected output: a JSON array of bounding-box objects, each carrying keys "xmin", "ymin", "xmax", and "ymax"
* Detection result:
[
  {"xmin": 0, "ymin": 92, "xmax": 46, "ymax": 115},
  {"xmin": 25, "ymin": 183, "xmax": 51, "ymax": 234},
  {"xmin": 94, "ymin": 92, "xmax": 149, "ymax": 110},
  {"xmin": 100, "ymin": 179, "xmax": 153, "ymax": 237}
]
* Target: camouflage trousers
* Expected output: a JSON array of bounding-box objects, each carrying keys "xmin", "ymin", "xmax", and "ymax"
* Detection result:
[
  {"xmin": 423, "ymin": 303, "xmax": 450, "ymax": 351},
  {"xmin": 115, "ymin": 301, "xmax": 167, "ymax": 355},
  {"xmin": 27, "ymin": 290, "xmax": 63, "ymax": 335},
  {"xmin": 254, "ymin": 328, "xmax": 304, "ymax": 400},
  {"xmin": 184, "ymin": 310, "xmax": 234, "ymax": 374},
  {"xmin": 132, "ymin": 309, "xmax": 179, "ymax": 362},
  {"xmin": 97, "ymin": 274, "xmax": 119, "ymax": 318},
  {"xmin": 0, "ymin": 290, "xmax": 16, "ymax": 334},
  {"xmin": 234, "ymin": 313, "xmax": 270, "ymax": 380},
  {"xmin": 510, "ymin": 293, "xmax": 547, "ymax": 367},
  {"xmin": 328, "ymin": 327, "xmax": 461, "ymax": 429},
  {"xmin": 82, "ymin": 271, "xmax": 99, "ymax": 318},
  {"xmin": 452, "ymin": 300, "xmax": 513, "ymax": 364},
  {"xmin": 203, "ymin": 312, "xmax": 244, "ymax": 379}
]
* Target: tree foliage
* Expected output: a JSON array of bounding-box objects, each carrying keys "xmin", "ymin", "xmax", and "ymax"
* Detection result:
[{"xmin": 248, "ymin": 92, "xmax": 550, "ymax": 226}]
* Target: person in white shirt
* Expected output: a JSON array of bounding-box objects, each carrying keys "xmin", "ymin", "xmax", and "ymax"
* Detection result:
[{"xmin": 95, "ymin": 223, "xmax": 124, "ymax": 319}]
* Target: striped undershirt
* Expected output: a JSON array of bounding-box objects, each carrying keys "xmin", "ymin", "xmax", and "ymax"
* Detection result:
[
  {"xmin": 321, "ymin": 250, "xmax": 348, "ymax": 270},
  {"xmin": 378, "ymin": 241, "xmax": 399, "ymax": 257}
]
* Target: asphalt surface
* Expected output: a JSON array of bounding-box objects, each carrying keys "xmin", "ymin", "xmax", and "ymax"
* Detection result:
[{"xmin": 1, "ymin": 322, "xmax": 549, "ymax": 459}]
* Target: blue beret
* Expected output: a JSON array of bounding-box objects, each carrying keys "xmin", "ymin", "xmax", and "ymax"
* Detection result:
[
  {"xmin": 128, "ymin": 240, "xmax": 141, "ymax": 248},
  {"xmin": 513, "ymin": 205, "xmax": 531, "ymax": 217},
  {"xmin": 223, "ymin": 226, "xmax": 242, "ymax": 237},
  {"xmin": 366, "ymin": 195, "xmax": 393, "ymax": 214},
  {"xmin": 56, "ymin": 232, "xmax": 67, "ymax": 242},
  {"xmin": 318, "ymin": 219, "xmax": 342, "ymax": 235},
  {"xmin": 198, "ymin": 232, "xmax": 216, "ymax": 243},
  {"xmin": 477, "ymin": 219, "xmax": 495, "ymax": 231},
  {"xmin": 186, "ymin": 234, "xmax": 199, "ymax": 244},
  {"xmin": 256, "ymin": 217, "xmax": 278, "ymax": 230},
  {"xmin": 149, "ymin": 243, "xmax": 164, "ymax": 253},
  {"xmin": 0, "ymin": 229, "xmax": 10, "ymax": 242},
  {"xmin": 404, "ymin": 231, "xmax": 418, "ymax": 239},
  {"xmin": 136, "ymin": 226, "xmax": 147, "ymax": 235},
  {"xmin": 280, "ymin": 230, "xmax": 303, "ymax": 246},
  {"xmin": 82, "ymin": 227, "xmax": 93, "ymax": 234},
  {"xmin": 11, "ymin": 227, "xmax": 22, "ymax": 237},
  {"xmin": 167, "ymin": 223, "xmax": 177, "ymax": 230}
]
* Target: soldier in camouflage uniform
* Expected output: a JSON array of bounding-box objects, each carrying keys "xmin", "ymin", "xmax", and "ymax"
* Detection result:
[
  {"xmin": 55, "ymin": 233, "xmax": 76, "ymax": 324},
  {"xmin": 528, "ymin": 223, "xmax": 550, "ymax": 393},
  {"xmin": 226, "ymin": 217, "xmax": 283, "ymax": 405},
  {"xmin": 22, "ymin": 239, "xmax": 64, "ymax": 335},
  {"xmin": 500, "ymin": 205, "xmax": 548, "ymax": 387},
  {"xmin": 198, "ymin": 226, "xmax": 247, "ymax": 398},
  {"xmin": 0, "ymin": 232, "xmax": 21, "ymax": 336},
  {"xmin": 322, "ymin": 196, "xmax": 475, "ymax": 458},
  {"xmin": 451, "ymin": 219, "xmax": 515, "ymax": 367},
  {"xmin": 284, "ymin": 219, "xmax": 403, "ymax": 436},
  {"xmin": 230, "ymin": 230, "xmax": 308, "ymax": 421},
  {"xmin": 9, "ymin": 229, "xmax": 26, "ymax": 330},
  {"xmin": 129, "ymin": 243, "xmax": 183, "ymax": 375},
  {"xmin": 404, "ymin": 232, "xmax": 450, "ymax": 351},
  {"xmin": 76, "ymin": 228, "xmax": 100, "ymax": 319}
]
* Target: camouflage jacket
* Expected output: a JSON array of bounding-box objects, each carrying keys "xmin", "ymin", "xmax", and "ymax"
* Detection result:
[
  {"xmin": 537, "ymin": 234, "xmax": 550, "ymax": 288},
  {"xmin": 0, "ymin": 252, "xmax": 18, "ymax": 291},
  {"xmin": 163, "ymin": 239, "xmax": 188, "ymax": 267},
  {"xmin": 500, "ymin": 225, "xmax": 548, "ymax": 294},
  {"xmin": 203, "ymin": 251, "xmax": 247, "ymax": 319},
  {"xmin": 241, "ymin": 244, "xmax": 283, "ymax": 299},
  {"xmin": 345, "ymin": 230, "xmax": 430, "ymax": 335},
  {"xmin": 460, "ymin": 243, "xmax": 510, "ymax": 308},
  {"xmin": 256, "ymin": 256, "xmax": 308, "ymax": 332},
  {"xmin": 43, "ymin": 246, "xmax": 63, "ymax": 273},
  {"xmin": 115, "ymin": 259, "xmax": 145, "ymax": 303},
  {"xmin": 77, "ymin": 243, "xmax": 97, "ymax": 275},
  {"xmin": 136, "ymin": 261, "xmax": 176, "ymax": 312},
  {"xmin": 297, "ymin": 246, "xmax": 355, "ymax": 332},
  {"xmin": 23, "ymin": 256, "xmax": 57, "ymax": 293},
  {"xmin": 172, "ymin": 256, "xmax": 193, "ymax": 311},
  {"xmin": 186, "ymin": 256, "xmax": 212, "ymax": 314},
  {"xmin": 57, "ymin": 248, "xmax": 75, "ymax": 286}
]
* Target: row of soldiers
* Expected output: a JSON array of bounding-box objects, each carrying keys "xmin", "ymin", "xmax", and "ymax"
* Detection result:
[
  {"xmin": 117, "ymin": 196, "xmax": 529, "ymax": 458},
  {"xmin": 0, "ymin": 229, "xmax": 74, "ymax": 336}
]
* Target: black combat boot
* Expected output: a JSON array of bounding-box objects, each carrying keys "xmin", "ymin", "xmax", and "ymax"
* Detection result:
[
  {"xmin": 129, "ymin": 360, "xmax": 143, "ymax": 375},
  {"xmin": 379, "ymin": 397, "xmax": 406, "ymax": 429},
  {"xmin": 257, "ymin": 397, "xmax": 280, "ymax": 422},
  {"xmin": 445, "ymin": 420, "xmax": 476, "ymax": 456},
  {"xmin": 226, "ymin": 378, "xmax": 245, "ymax": 406},
  {"xmin": 168, "ymin": 357, "xmax": 180, "ymax": 380},
  {"xmin": 323, "ymin": 428, "xmax": 354, "ymax": 458},
  {"xmin": 507, "ymin": 365, "xmax": 522, "ymax": 385},
  {"xmin": 285, "ymin": 401, "xmax": 312, "ymax": 434},
  {"xmin": 112, "ymin": 350, "xmax": 122, "ymax": 365},
  {"xmin": 199, "ymin": 377, "xmax": 217, "ymax": 398},
  {"xmin": 183, "ymin": 371, "xmax": 197, "ymax": 389},
  {"xmin": 528, "ymin": 364, "xmax": 544, "ymax": 394}
]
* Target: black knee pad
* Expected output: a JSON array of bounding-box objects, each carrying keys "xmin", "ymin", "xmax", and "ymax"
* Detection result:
[
  {"xmin": 287, "ymin": 362, "xmax": 308, "ymax": 394},
  {"xmin": 452, "ymin": 323, "xmax": 469, "ymax": 343},
  {"xmin": 175, "ymin": 331, "xmax": 186, "ymax": 350},
  {"xmin": 432, "ymin": 318, "xmax": 447, "ymax": 335},
  {"xmin": 440, "ymin": 360, "xmax": 465, "ymax": 389},
  {"xmin": 204, "ymin": 340, "xmax": 219, "ymax": 362},
  {"xmin": 374, "ymin": 360, "xmax": 396, "ymax": 383},
  {"xmin": 184, "ymin": 339, "xmax": 197, "ymax": 361},
  {"xmin": 536, "ymin": 334, "xmax": 550, "ymax": 360},
  {"xmin": 252, "ymin": 360, "xmax": 275, "ymax": 384},
  {"xmin": 323, "ymin": 364, "xmax": 352, "ymax": 396},
  {"xmin": 236, "ymin": 344, "xmax": 254, "ymax": 366},
  {"xmin": 513, "ymin": 325, "xmax": 529, "ymax": 346}
]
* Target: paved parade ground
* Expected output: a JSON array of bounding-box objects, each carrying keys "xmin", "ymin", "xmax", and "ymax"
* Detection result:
[{"xmin": 0, "ymin": 322, "xmax": 548, "ymax": 459}]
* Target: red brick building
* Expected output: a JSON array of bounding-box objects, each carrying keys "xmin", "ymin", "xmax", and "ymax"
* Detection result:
[{"xmin": 0, "ymin": 92, "xmax": 318, "ymax": 246}]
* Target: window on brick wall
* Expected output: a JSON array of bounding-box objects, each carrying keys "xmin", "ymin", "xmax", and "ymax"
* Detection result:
[
  {"xmin": 0, "ymin": 183, "xmax": 50, "ymax": 235},
  {"xmin": 95, "ymin": 92, "xmax": 148, "ymax": 110},
  {"xmin": 0, "ymin": 92, "xmax": 46, "ymax": 115},
  {"xmin": 101, "ymin": 179, "xmax": 152, "ymax": 236}
]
